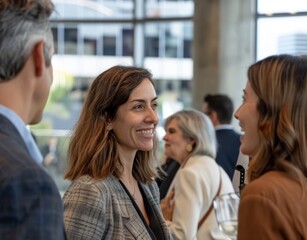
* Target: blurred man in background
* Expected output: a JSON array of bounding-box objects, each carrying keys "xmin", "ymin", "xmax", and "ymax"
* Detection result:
[{"xmin": 203, "ymin": 94, "xmax": 241, "ymax": 179}]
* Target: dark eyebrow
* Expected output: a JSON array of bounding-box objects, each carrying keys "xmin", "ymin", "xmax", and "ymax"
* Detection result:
[{"xmin": 130, "ymin": 96, "xmax": 158, "ymax": 103}]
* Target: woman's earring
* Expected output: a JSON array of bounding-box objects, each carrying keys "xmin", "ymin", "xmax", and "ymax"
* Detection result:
[
  {"xmin": 106, "ymin": 124, "xmax": 112, "ymax": 132},
  {"xmin": 186, "ymin": 144, "xmax": 193, "ymax": 153}
]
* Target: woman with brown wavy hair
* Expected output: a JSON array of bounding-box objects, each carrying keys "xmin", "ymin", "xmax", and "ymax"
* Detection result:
[
  {"xmin": 235, "ymin": 54, "xmax": 307, "ymax": 239},
  {"xmin": 63, "ymin": 65, "xmax": 172, "ymax": 240}
]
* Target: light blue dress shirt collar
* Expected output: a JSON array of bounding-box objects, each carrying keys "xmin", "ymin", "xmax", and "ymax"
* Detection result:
[
  {"xmin": 0, "ymin": 105, "xmax": 43, "ymax": 164},
  {"xmin": 215, "ymin": 124, "xmax": 234, "ymax": 130}
]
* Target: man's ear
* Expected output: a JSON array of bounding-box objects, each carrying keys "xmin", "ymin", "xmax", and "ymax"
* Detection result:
[
  {"xmin": 32, "ymin": 40, "xmax": 45, "ymax": 77},
  {"xmin": 211, "ymin": 111, "xmax": 220, "ymax": 125}
]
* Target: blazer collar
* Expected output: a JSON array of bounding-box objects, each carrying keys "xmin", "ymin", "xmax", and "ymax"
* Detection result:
[{"xmin": 110, "ymin": 176, "xmax": 153, "ymax": 239}]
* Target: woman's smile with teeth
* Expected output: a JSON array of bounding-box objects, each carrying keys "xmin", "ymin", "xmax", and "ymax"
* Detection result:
[{"xmin": 137, "ymin": 129, "xmax": 154, "ymax": 136}]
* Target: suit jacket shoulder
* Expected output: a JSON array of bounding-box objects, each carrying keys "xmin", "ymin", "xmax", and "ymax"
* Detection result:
[
  {"xmin": 215, "ymin": 129, "xmax": 241, "ymax": 179},
  {"xmin": 0, "ymin": 115, "xmax": 65, "ymax": 240}
]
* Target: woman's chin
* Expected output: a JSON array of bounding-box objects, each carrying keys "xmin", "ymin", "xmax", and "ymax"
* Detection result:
[
  {"xmin": 240, "ymin": 145, "xmax": 254, "ymax": 158},
  {"xmin": 240, "ymin": 144, "xmax": 249, "ymax": 156}
]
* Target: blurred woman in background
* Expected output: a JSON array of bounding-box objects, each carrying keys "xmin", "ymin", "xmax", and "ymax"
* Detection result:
[{"xmin": 160, "ymin": 109, "xmax": 234, "ymax": 240}]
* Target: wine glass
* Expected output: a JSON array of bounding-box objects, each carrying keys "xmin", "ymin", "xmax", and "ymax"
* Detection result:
[{"xmin": 213, "ymin": 192, "xmax": 240, "ymax": 240}]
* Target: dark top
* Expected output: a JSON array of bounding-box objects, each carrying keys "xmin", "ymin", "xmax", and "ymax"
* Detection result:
[
  {"xmin": 156, "ymin": 158, "xmax": 181, "ymax": 200},
  {"xmin": 119, "ymin": 180, "xmax": 166, "ymax": 240},
  {"xmin": 215, "ymin": 128, "xmax": 241, "ymax": 179}
]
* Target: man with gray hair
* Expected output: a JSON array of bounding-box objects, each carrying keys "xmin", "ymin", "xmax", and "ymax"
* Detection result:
[{"xmin": 0, "ymin": 0, "xmax": 66, "ymax": 239}]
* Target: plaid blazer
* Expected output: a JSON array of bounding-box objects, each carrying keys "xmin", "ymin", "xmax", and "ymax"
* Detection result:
[
  {"xmin": 0, "ymin": 115, "xmax": 66, "ymax": 239},
  {"xmin": 63, "ymin": 175, "xmax": 173, "ymax": 240}
]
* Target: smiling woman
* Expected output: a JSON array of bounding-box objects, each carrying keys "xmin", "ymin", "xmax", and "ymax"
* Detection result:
[
  {"xmin": 63, "ymin": 65, "xmax": 173, "ymax": 240},
  {"xmin": 235, "ymin": 54, "xmax": 307, "ymax": 240},
  {"xmin": 234, "ymin": 82, "xmax": 260, "ymax": 157},
  {"xmin": 109, "ymin": 78, "xmax": 159, "ymax": 153}
]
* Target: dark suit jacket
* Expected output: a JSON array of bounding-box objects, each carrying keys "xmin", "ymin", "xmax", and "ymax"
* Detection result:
[
  {"xmin": 0, "ymin": 115, "xmax": 66, "ymax": 239},
  {"xmin": 215, "ymin": 128, "xmax": 241, "ymax": 179}
]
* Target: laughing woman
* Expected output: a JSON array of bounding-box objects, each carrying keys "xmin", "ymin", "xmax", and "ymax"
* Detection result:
[
  {"xmin": 63, "ymin": 65, "xmax": 173, "ymax": 240},
  {"xmin": 235, "ymin": 55, "xmax": 307, "ymax": 239}
]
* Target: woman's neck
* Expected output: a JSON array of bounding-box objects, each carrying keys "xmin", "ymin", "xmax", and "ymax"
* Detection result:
[
  {"xmin": 180, "ymin": 153, "xmax": 192, "ymax": 168},
  {"xmin": 117, "ymin": 145, "xmax": 137, "ymax": 173}
]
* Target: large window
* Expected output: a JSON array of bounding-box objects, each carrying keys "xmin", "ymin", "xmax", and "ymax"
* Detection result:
[
  {"xmin": 33, "ymin": 0, "xmax": 194, "ymax": 193},
  {"xmin": 256, "ymin": 0, "xmax": 307, "ymax": 60}
]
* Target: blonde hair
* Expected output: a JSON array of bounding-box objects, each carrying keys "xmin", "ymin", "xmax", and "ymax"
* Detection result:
[{"xmin": 164, "ymin": 109, "xmax": 217, "ymax": 159}]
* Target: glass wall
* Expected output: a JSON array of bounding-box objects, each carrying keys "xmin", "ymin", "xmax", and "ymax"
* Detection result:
[
  {"xmin": 34, "ymin": 0, "xmax": 307, "ymax": 193},
  {"xmin": 31, "ymin": 0, "xmax": 194, "ymax": 193},
  {"xmin": 256, "ymin": 0, "xmax": 307, "ymax": 60}
]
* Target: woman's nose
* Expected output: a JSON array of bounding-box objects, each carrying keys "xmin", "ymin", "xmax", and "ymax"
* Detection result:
[
  {"xmin": 145, "ymin": 107, "xmax": 159, "ymax": 123},
  {"xmin": 234, "ymin": 106, "xmax": 241, "ymax": 120}
]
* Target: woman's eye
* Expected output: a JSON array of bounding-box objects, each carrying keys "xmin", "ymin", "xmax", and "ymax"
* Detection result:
[
  {"xmin": 151, "ymin": 102, "xmax": 158, "ymax": 110},
  {"xmin": 168, "ymin": 128, "xmax": 175, "ymax": 134},
  {"xmin": 242, "ymin": 95, "xmax": 246, "ymax": 103},
  {"xmin": 134, "ymin": 104, "xmax": 143, "ymax": 110}
]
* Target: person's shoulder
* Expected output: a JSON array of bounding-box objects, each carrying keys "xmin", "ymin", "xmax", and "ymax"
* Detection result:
[
  {"xmin": 185, "ymin": 155, "xmax": 216, "ymax": 168},
  {"xmin": 0, "ymin": 126, "xmax": 37, "ymax": 174},
  {"xmin": 0, "ymin": 160, "xmax": 61, "ymax": 205},
  {"xmin": 241, "ymin": 171, "xmax": 293, "ymax": 198},
  {"xmin": 64, "ymin": 175, "xmax": 118, "ymax": 207},
  {"xmin": 180, "ymin": 155, "xmax": 219, "ymax": 179},
  {"xmin": 0, "ymin": 158, "xmax": 60, "ymax": 204},
  {"xmin": 221, "ymin": 128, "xmax": 241, "ymax": 138},
  {"xmin": 71, "ymin": 175, "xmax": 114, "ymax": 189},
  {"xmin": 0, "ymin": 153, "xmax": 50, "ymax": 182},
  {"xmin": 216, "ymin": 128, "xmax": 241, "ymax": 141}
]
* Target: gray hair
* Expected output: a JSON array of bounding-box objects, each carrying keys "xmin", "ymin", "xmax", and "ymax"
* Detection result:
[
  {"xmin": 0, "ymin": 0, "xmax": 54, "ymax": 82},
  {"xmin": 164, "ymin": 109, "xmax": 217, "ymax": 159}
]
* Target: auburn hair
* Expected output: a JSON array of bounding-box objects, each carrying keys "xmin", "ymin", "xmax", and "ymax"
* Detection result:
[{"xmin": 65, "ymin": 65, "xmax": 158, "ymax": 183}]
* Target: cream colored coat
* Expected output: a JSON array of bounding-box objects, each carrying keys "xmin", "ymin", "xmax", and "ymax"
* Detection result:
[{"xmin": 166, "ymin": 155, "xmax": 234, "ymax": 240}]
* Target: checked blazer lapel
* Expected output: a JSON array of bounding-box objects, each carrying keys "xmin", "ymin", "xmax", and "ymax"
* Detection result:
[
  {"xmin": 141, "ymin": 183, "xmax": 170, "ymax": 240},
  {"xmin": 115, "ymin": 180, "xmax": 153, "ymax": 239}
]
